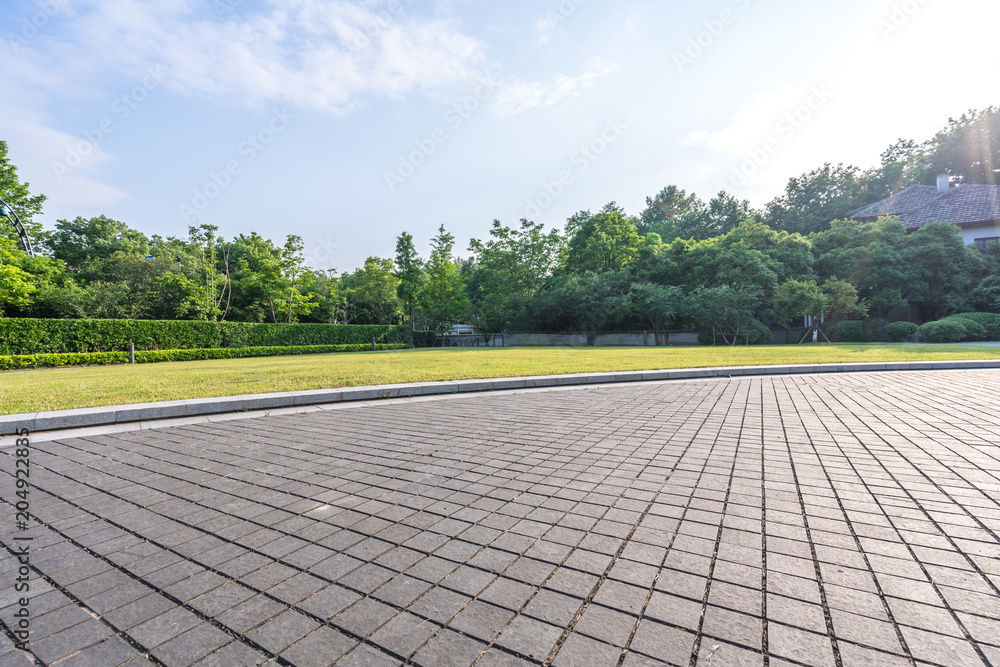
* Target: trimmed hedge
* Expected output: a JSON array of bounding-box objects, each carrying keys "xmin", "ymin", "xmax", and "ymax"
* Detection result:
[
  {"xmin": 0, "ymin": 344, "xmax": 407, "ymax": 371},
  {"xmin": 0, "ymin": 318, "xmax": 415, "ymax": 355}
]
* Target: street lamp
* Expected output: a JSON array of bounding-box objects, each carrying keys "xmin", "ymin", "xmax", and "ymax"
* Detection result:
[{"xmin": 0, "ymin": 197, "xmax": 34, "ymax": 256}]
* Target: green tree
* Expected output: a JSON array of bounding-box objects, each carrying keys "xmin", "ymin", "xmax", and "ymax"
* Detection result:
[
  {"xmin": 421, "ymin": 226, "xmax": 468, "ymax": 333},
  {"xmin": 637, "ymin": 185, "xmax": 701, "ymax": 237},
  {"xmin": 0, "ymin": 239, "xmax": 36, "ymax": 315},
  {"xmin": 921, "ymin": 107, "xmax": 1000, "ymax": 185},
  {"xmin": 394, "ymin": 232, "xmax": 425, "ymax": 328},
  {"xmin": 342, "ymin": 257, "xmax": 401, "ymax": 325},
  {"xmin": 628, "ymin": 282, "xmax": 683, "ymax": 344},
  {"xmin": 689, "ymin": 285, "xmax": 763, "ymax": 345},
  {"xmin": 564, "ymin": 202, "xmax": 641, "ymax": 274},
  {"xmin": 49, "ymin": 215, "xmax": 151, "ymax": 269},
  {"xmin": 531, "ymin": 271, "xmax": 629, "ymax": 345},
  {"xmin": 766, "ymin": 163, "xmax": 883, "ymax": 235},
  {"xmin": 466, "ymin": 219, "xmax": 564, "ymax": 340},
  {"xmin": 0, "ymin": 141, "xmax": 46, "ymax": 250}
]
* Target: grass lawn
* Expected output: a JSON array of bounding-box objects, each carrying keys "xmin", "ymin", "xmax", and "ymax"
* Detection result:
[{"xmin": 4, "ymin": 343, "xmax": 1000, "ymax": 415}]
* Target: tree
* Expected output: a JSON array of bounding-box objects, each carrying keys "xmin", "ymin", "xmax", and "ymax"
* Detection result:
[
  {"xmin": 905, "ymin": 220, "xmax": 981, "ymax": 317},
  {"xmin": 466, "ymin": 219, "xmax": 564, "ymax": 341},
  {"xmin": 765, "ymin": 163, "xmax": 883, "ymax": 235},
  {"xmin": 341, "ymin": 257, "xmax": 401, "ymax": 325},
  {"xmin": 637, "ymin": 185, "xmax": 701, "ymax": 237},
  {"xmin": 531, "ymin": 271, "xmax": 629, "ymax": 345},
  {"xmin": 0, "ymin": 239, "xmax": 35, "ymax": 315},
  {"xmin": 0, "ymin": 141, "xmax": 46, "ymax": 250},
  {"xmin": 394, "ymin": 232, "xmax": 425, "ymax": 328},
  {"xmin": 564, "ymin": 202, "xmax": 641, "ymax": 274},
  {"xmin": 628, "ymin": 282, "xmax": 683, "ymax": 344},
  {"xmin": 421, "ymin": 226, "xmax": 468, "ymax": 333},
  {"xmin": 921, "ymin": 107, "xmax": 1000, "ymax": 185},
  {"xmin": 49, "ymin": 215, "xmax": 151, "ymax": 269},
  {"xmin": 689, "ymin": 285, "xmax": 763, "ymax": 345}
]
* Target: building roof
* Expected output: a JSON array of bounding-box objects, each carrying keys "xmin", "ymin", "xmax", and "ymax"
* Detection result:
[{"xmin": 848, "ymin": 183, "xmax": 1000, "ymax": 230}]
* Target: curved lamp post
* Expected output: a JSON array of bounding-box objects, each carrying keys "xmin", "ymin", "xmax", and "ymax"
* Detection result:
[{"xmin": 0, "ymin": 197, "xmax": 34, "ymax": 256}]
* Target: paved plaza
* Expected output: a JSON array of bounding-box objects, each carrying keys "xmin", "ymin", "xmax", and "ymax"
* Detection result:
[{"xmin": 2, "ymin": 370, "xmax": 1000, "ymax": 667}]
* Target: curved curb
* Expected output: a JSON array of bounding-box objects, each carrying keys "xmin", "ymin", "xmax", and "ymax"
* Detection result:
[{"xmin": 6, "ymin": 359, "xmax": 1000, "ymax": 435}]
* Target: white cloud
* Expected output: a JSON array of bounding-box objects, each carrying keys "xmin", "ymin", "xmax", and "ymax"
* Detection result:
[
  {"xmin": 491, "ymin": 61, "xmax": 617, "ymax": 118},
  {"xmin": 20, "ymin": 0, "xmax": 489, "ymax": 113},
  {"xmin": 1, "ymin": 114, "xmax": 129, "ymax": 211}
]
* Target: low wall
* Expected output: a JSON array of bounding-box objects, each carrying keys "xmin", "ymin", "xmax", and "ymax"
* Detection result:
[
  {"xmin": 440, "ymin": 328, "xmax": 818, "ymax": 347},
  {"xmin": 439, "ymin": 331, "xmax": 701, "ymax": 347}
]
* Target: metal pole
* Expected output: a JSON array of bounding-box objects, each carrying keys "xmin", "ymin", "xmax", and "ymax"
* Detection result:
[{"xmin": 128, "ymin": 342, "xmax": 135, "ymax": 364}]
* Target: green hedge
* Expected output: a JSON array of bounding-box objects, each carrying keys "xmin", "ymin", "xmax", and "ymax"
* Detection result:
[
  {"xmin": 0, "ymin": 343, "xmax": 408, "ymax": 371},
  {"xmin": 0, "ymin": 319, "xmax": 415, "ymax": 355}
]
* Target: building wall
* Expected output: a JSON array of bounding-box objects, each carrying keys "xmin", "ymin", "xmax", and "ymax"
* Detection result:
[{"xmin": 959, "ymin": 222, "xmax": 1000, "ymax": 248}]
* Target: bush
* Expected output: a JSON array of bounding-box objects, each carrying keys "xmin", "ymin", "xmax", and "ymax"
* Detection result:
[
  {"xmin": 918, "ymin": 319, "xmax": 974, "ymax": 343},
  {"xmin": 0, "ymin": 344, "xmax": 408, "ymax": 371},
  {"xmin": 827, "ymin": 320, "xmax": 870, "ymax": 343},
  {"xmin": 0, "ymin": 319, "xmax": 415, "ymax": 355},
  {"xmin": 883, "ymin": 321, "xmax": 919, "ymax": 342},
  {"xmin": 948, "ymin": 312, "xmax": 1000, "ymax": 340},
  {"xmin": 947, "ymin": 317, "xmax": 988, "ymax": 341}
]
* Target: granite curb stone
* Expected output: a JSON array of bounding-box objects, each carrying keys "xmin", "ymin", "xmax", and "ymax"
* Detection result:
[{"xmin": 6, "ymin": 359, "xmax": 1000, "ymax": 434}]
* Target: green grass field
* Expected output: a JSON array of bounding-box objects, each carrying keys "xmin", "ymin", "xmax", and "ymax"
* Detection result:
[{"xmin": 4, "ymin": 344, "xmax": 999, "ymax": 415}]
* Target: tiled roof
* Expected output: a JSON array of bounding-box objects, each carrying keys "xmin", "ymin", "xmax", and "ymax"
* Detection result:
[{"xmin": 848, "ymin": 184, "xmax": 1000, "ymax": 230}]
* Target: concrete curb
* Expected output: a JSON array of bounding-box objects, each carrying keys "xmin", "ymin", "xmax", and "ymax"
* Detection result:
[{"xmin": 6, "ymin": 360, "xmax": 1000, "ymax": 434}]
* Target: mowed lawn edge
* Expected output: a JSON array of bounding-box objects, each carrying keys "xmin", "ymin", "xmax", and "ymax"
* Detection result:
[{"xmin": 6, "ymin": 344, "xmax": 1000, "ymax": 415}]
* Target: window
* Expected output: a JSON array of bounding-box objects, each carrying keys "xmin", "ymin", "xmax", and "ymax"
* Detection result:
[{"xmin": 974, "ymin": 237, "xmax": 999, "ymax": 251}]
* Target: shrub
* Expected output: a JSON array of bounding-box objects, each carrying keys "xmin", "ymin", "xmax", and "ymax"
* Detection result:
[
  {"xmin": 827, "ymin": 320, "xmax": 870, "ymax": 343},
  {"xmin": 0, "ymin": 319, "xmax": 415, "ymax": 355},
  {"xmin": 947, "ymin": 317, "xmax": 988, "ymax": 341},
  {"xmin": 883, "ymin": 321, "xmax": 918, "ymax": 342},
  {"xmin": 948, "ymin": 312, "xmax": 1000, "ymax": 340},
  {"xmin": 0, "ymin": 344, "xmax": 408, "ymax": 371},
  {"xmin": 918, "ymin": 319, "xmax": 973, "ymax": 343}
]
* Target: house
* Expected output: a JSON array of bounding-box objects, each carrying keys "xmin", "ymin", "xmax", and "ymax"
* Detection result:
[{"xmin": 848, "ymin": 175, "xmax": 1000, "ymax": 250}]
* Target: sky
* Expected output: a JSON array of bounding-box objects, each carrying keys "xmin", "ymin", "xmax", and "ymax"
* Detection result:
[{"xmin": 3, "ymin": 0, "xmax": 999, "ymax": 272}]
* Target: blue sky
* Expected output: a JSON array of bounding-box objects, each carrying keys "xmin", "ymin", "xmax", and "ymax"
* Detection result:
[{"xmin": 3, "ymin": 0, "xmax": 999, "ymax": 271}]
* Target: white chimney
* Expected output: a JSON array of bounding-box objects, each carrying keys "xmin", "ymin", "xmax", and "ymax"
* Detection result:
[{"xmin": 937, "ymin": 174, "xmax": 950, "ymax": 194}]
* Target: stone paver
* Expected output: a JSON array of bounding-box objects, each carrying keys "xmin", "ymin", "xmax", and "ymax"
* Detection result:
[{"xmin": 2, "ymin": 369, "xmax": 1000, "ymax": 666}]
